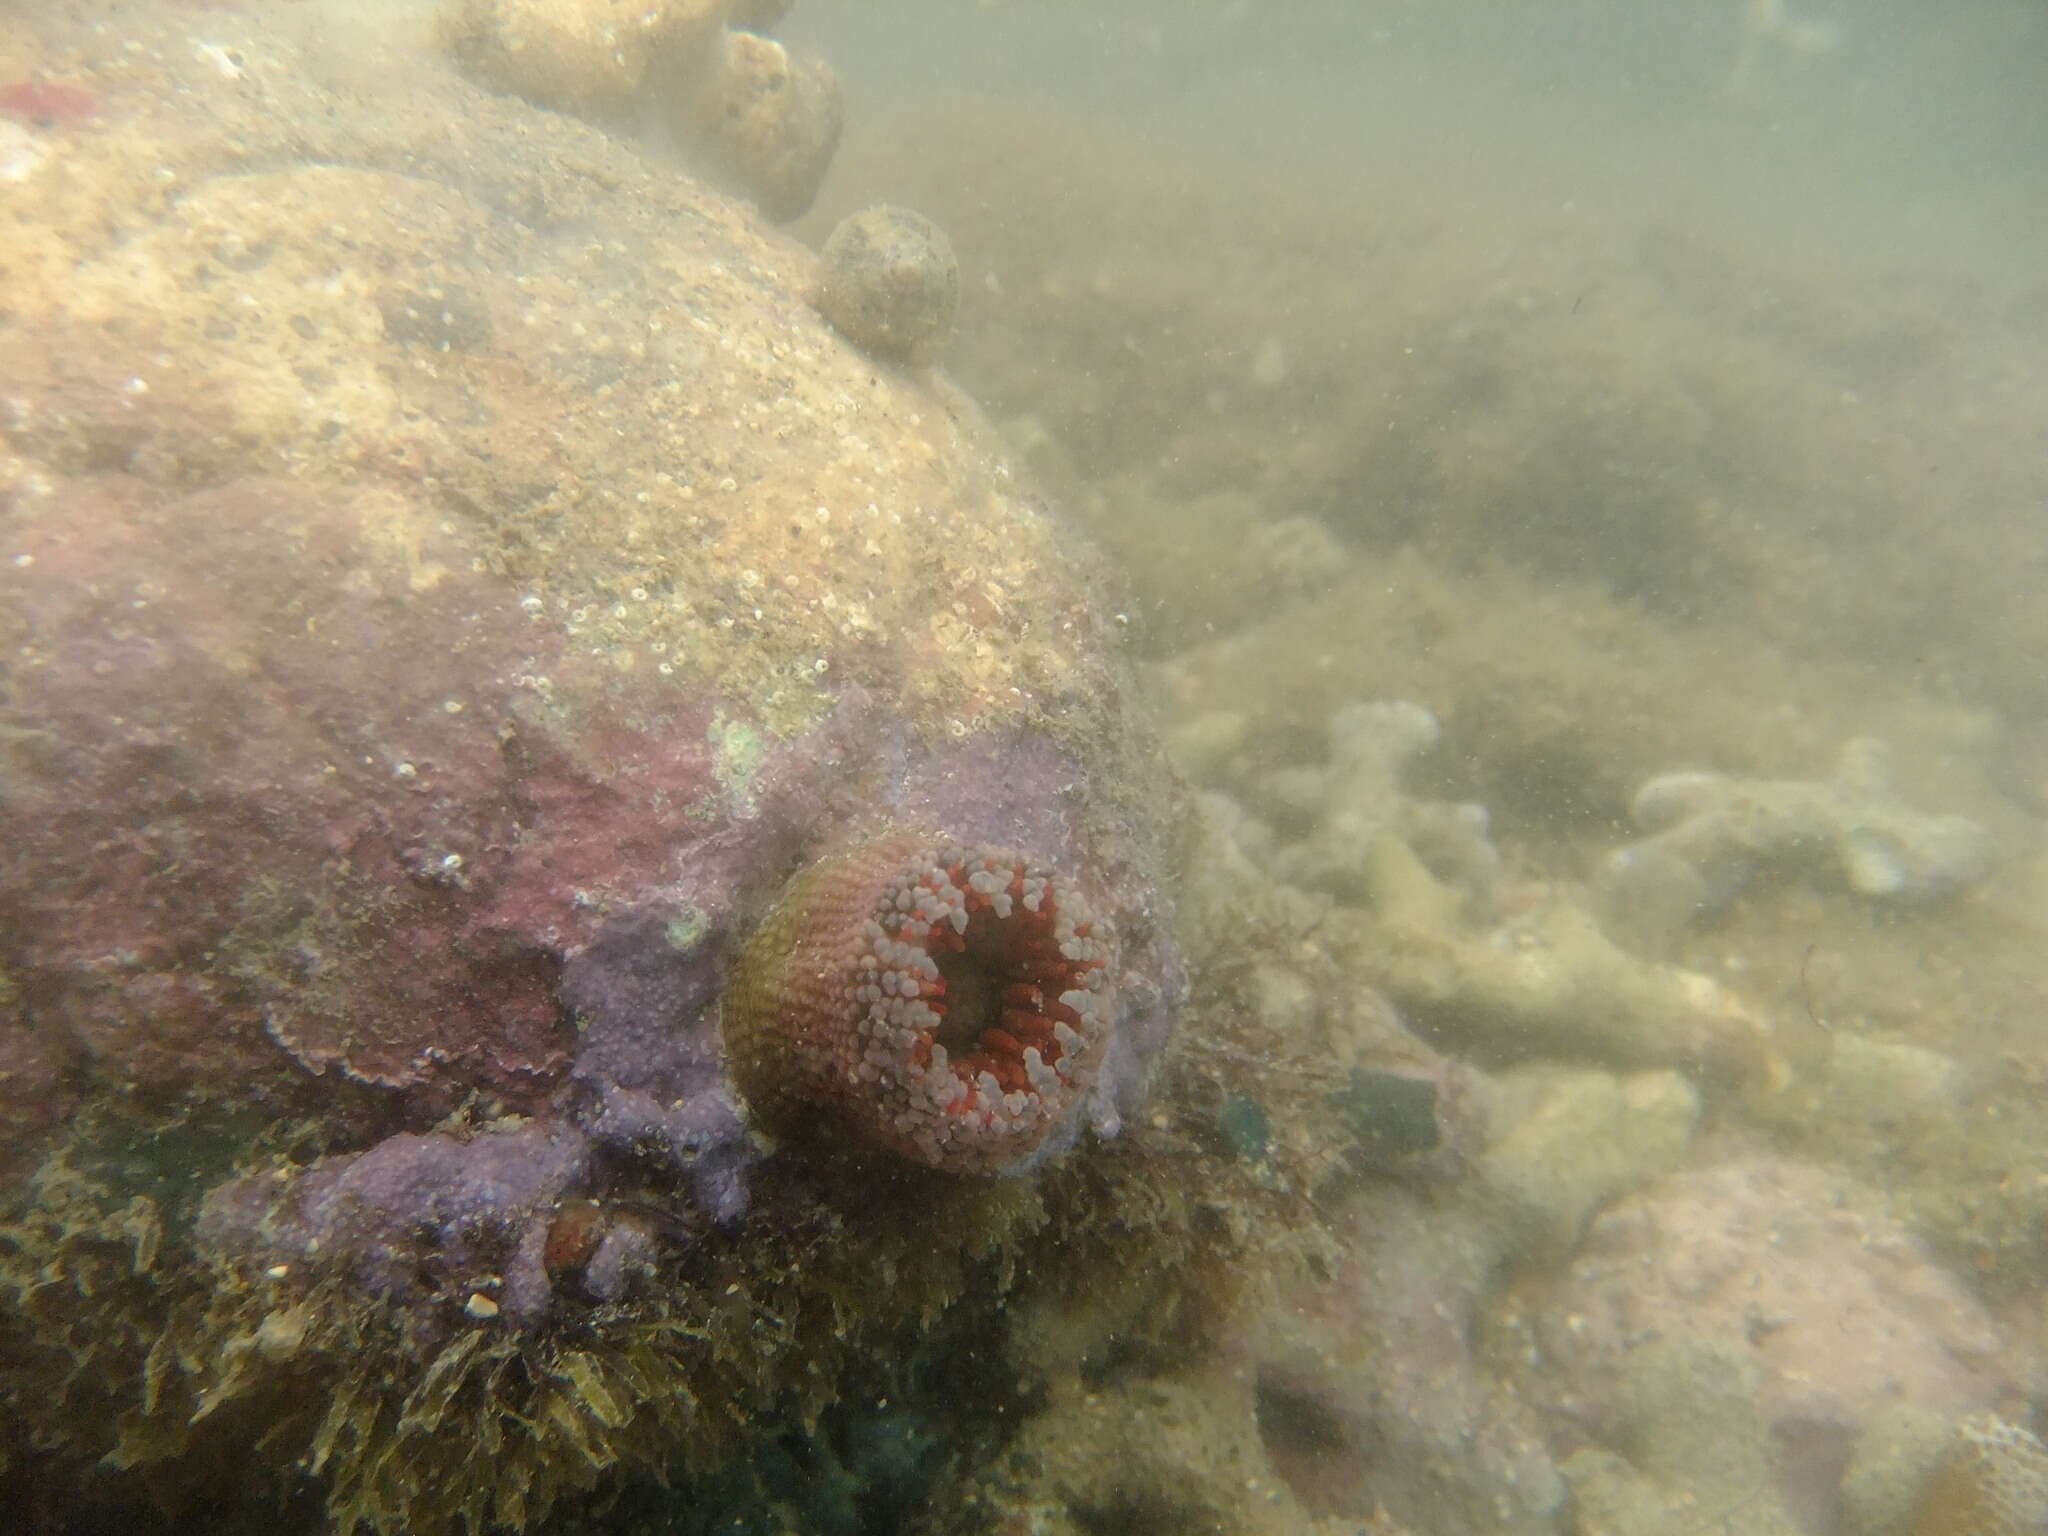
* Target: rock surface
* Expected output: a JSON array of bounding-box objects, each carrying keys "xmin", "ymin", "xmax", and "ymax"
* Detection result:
[
  {"xmin": 814, "ymin": 204, "xmax": 962, "ymax": 364},
  {"xmin": 1515, "ymin": 1157, "xmax": 2023, "ymax": 1533},
  {"xmin": 0, "ymin": 2, "xmax": 1178, "ymax": 1303}
]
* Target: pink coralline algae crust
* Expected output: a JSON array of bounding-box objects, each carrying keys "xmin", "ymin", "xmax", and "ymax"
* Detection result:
[
  {"xmin": 0, "ymin": 284, "xmax": 1180, "ymax": 1326},
  {"xmin": 185, "ymin": 718, "xmax": 1180, "ymax": 1322},
  {"xmin": 0, "ymin": 462, "xmax": 1180, "ymax": 1323},
  {"xmin": 0, "ymin": 79, "xmax": 103, "ymax": 128},
  {"xmin": 724, "ymin": 832, "xmax": 1116, "ymax": 1174},
  {"xmin": 0, "ymin": 471, "xmax": 715, "ymax": 1126},
  {"xmin": 190, "ymin": 734, "xmax": 1177, "ymax": 1322}
]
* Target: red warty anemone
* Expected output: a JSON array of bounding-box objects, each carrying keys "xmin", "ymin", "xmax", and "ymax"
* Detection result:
[{"xmin": 723, "ymin": 831, "xmax": 1115, "ymax": 1173}]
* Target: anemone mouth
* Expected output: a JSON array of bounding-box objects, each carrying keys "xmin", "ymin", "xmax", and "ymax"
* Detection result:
[{"xmin": 724, "ymin": 833, "xmax": 1115, "ymax": 1173}]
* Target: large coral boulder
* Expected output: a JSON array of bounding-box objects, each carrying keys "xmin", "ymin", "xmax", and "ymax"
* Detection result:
[
  {"xmin": 0, "ymin": 4, "xmax": 1171, "ymax": 1169},
  {"xmin": 0, "ymin": 12, "xmax": 1182, "ymax": 1528}
]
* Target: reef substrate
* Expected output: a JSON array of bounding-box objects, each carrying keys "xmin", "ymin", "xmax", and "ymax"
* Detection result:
[{"xmin": 0, "ymin": 4, "xmax": 1197, "ymax": 1530}]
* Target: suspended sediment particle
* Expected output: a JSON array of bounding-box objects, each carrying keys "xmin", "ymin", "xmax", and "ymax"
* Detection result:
[{"xmin": 723, "ymin": 831, "xmax": 1114, "ymax": 1173}]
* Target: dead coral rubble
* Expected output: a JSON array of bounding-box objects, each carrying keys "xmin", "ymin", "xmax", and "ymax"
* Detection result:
[
  {"xmin": 1601, "ymin": 737, "xmax": 1997, "ymax": 941},
  {"xmin": 437, "ymin": 0, "xmax": 843, "ymax": 218}
]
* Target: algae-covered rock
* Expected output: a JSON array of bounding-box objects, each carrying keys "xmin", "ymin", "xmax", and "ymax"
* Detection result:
[
  {"xmin": 1251, "ymin": 700, "xmax": 1504, "ymax": 917},
  {"xmin": 1522, "ymin": 1159, "xmax": 2022, "ymax": 1535},
  {"xmin": 1560, "ymin": 1335, "xmax": 1804, "ymax": 1536},
  {"xmin": 1905, "ymin": 1414, "xmax": 2048, "ymax": 1536},
  {"xmin": 946, "ymin": 1359, "xmax": 1346, "ymax": 1536},
  {"xmin": 1474, "ymin": 1064, "xmax": 1699, "ymax": 1259},
  {"xmin": 1601, "ymin": 737, "xmax": 1998, "ymax": 944},
  {"xmin": 1841, "ymin": 1403, "xmax": 1963, "ymax": 1536},
  {"xmin": 437, "ymin": 0, "xmax": 843, "ymax": 219},
  {"xmin": 814, "ymin": 204, "xmax": 962, "ymax": 365},
  {"xmin": 684, "ymin": 27, "xmax": 845, "ymax": 221},
  {"xmin": 1327, "ymin": 835, "xmax": 1811, "ymax": 1087},
  {"xmin": 0, "ymin": 5, "xmax": 1184, "ymax": 1530},
  {"xmin": 436, "ymin": 0, "xmax": 730, "ymax": 122},
  {"xmin": 1249, "ymin": 1189, "xmax": 1564, "ymax": 1534}
]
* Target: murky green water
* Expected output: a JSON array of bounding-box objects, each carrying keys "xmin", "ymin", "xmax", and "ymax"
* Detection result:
[{"xmin": 3, "ymin": 3, "xmax": 2046, "ymax": 1533}]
